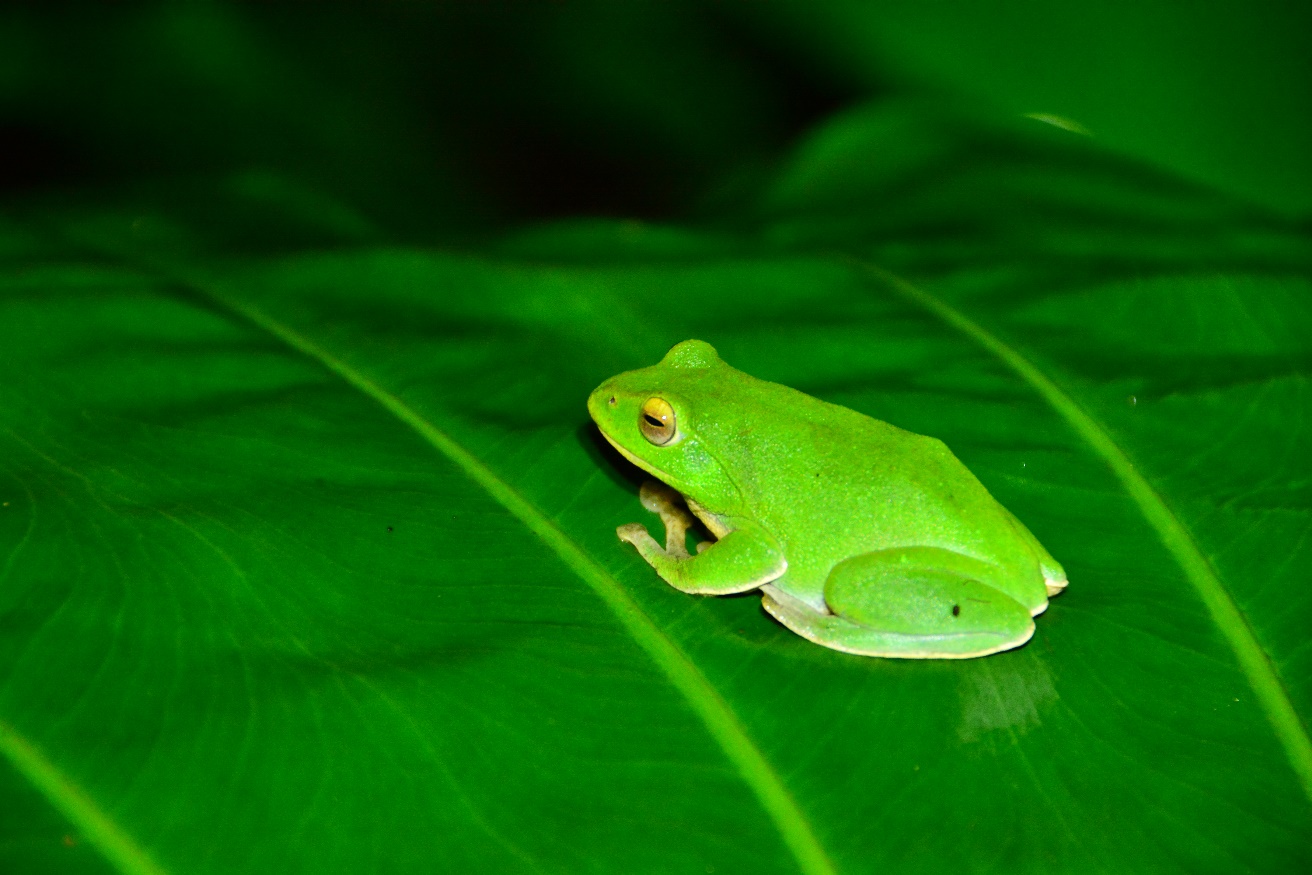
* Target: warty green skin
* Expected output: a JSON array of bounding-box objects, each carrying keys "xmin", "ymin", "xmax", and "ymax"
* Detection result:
[{"xmin": 588, "ymin": 340, "xmax": 1067, "ymax": 658}]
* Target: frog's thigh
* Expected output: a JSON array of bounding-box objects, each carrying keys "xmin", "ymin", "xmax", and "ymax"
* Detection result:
[
  {"xmin": 762, "ymin": 548, "xmax": 1034, "ymax": 659},
  {"xmin": 998, "ymin": 505, "xmax": 1068, "ymax": 597}
]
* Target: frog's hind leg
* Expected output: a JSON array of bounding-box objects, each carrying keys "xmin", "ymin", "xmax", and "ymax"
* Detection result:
[
  {"xmin": 999, "ymin": 506, "xmax": 1068, "ymax": 597},
  {"xmin": 1042, "ymin": 565, "xmax": 1068, "ymax": 597},
  {"xmin": 761, "ymin": 547, "xmax": 1035, "ymax": 659}
]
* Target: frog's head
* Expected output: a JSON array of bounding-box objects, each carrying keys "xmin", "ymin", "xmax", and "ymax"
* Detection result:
[{"xmin": 588, "ymin": 340, "xmax": 745, "ymax": 514}]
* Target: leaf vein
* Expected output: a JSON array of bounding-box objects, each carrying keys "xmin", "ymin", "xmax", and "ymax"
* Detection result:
[
  {"xmin": 857, "ymin": 259, "xmax": 1312, "ymax": 803},
  {"xmin": 191, "ymin": 279, "xmax": 837, "ymax": 875},
  {"xmin": 0, "ymin": 720, "xmax": 170, "ymax": 875}
]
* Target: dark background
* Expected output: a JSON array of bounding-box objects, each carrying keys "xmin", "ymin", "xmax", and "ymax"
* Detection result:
[{"xmin": 3, "ymin": 0, "xmax": 1310, "ymax": 235}]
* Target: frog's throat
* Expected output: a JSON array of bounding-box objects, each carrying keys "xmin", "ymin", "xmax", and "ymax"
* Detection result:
[
  {"xmin": 599, "ymin": 431, "xmax": 751, "ymax": 537},
  {"xmin": 600, "ymin": 431, "xmax": 691, "ymax": 497}
]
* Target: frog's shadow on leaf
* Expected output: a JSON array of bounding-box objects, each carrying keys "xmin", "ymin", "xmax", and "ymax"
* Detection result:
[{"xmin": 578, "ymin": 419, "xmax": 646, "ymax": 494}]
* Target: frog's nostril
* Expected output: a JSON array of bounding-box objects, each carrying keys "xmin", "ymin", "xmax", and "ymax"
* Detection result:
[{"xmin": 609, "ymin": 396, "xmax": 616, "ymax": 406}]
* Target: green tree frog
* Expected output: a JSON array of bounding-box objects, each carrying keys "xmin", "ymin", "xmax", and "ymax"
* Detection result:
[{"xmin": 587, "ymin": 340, "xmax": 1067, "ymax": 659}]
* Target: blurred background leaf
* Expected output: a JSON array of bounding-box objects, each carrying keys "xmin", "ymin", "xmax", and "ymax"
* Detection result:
[
  {"xmin": 5, "ymin": 0, "xmax": 1309, "ymax": 229},
  {"xmin": 2, "ymin": 2, "xmax": 1310, "ymax": 874},
  {"xmin": 734, "ymin": 0, "xmax": 1312, "ymax": 214}
]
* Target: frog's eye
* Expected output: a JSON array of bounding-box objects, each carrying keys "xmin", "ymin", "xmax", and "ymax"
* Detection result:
[{"xmin": 639, "ymin": 397, "xmax": 677, "ymax": 446}]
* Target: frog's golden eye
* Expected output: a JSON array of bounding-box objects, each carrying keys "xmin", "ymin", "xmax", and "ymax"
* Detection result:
[{"xmin": 639, "ymin": 397, "xmax": 677, "ymax": 446}]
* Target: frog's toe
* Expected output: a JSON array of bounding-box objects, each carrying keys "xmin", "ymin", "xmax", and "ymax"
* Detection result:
[
  {"xmin": 638, "ymin": 480, "xmax": 682, "ymax": 514},
  {"xmin": 617, "ymin": 523, "xmax": 657, "ymax": 550},
  {"xmin": 1040, "ymin": 557, "xmax": 1068, "ymax": 597}
]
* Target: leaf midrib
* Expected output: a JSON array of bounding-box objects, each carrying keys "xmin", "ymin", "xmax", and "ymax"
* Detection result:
[
  {"xmin": 180, "ymin": 275, "xmax": 838, "ymax": 875},
  {"xmin": 854, "ymin": 258, "xmax": 1312, "ymax": 803},
  {"xmin": 0, "ymin": 720, "xmax": 168, "ymax": 875}
]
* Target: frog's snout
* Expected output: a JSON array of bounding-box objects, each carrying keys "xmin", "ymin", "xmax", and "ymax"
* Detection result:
[{"xmin": 586, "ymin": 381, "xmax": 617, "ymax": 426}]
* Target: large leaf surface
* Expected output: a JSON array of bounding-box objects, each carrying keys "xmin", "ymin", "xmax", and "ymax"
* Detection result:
[{"xmin": 2, "ymin": 105, "xmax": 1311, "ymax": 874}]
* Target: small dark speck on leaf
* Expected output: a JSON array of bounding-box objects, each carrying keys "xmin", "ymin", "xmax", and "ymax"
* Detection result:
[
  {"xmin": 952, "ymin": 604, "xmax": 961, "ymax": 616},
  {"xmin": 387, "ymin": 526, "xmax": 394, "ymax": 533}
]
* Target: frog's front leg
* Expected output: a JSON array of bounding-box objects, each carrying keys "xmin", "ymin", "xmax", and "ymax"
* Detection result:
[
  {"xmin": 761, "ymin": 547, "xmax": 1035, "ymax": 659},
  {"xmin": 618, "ymin": 481, "xmax": 786, "ymax": 595}
]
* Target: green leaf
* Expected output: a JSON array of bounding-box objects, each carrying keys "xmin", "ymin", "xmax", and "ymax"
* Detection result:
[{"xmin": 3, "ymin": 103, "xmax": 1311, "ymax": 874}]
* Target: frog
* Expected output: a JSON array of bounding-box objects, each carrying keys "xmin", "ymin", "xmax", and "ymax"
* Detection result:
[{"xmin": 587, "ymin": 339, "xmax": 1067, "ymax": 659}]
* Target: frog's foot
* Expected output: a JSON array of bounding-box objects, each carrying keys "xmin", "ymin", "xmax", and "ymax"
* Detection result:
[
  {"xmin": 1044, "ymin": 569, "xmax": 1068, "ymax": 597},
  {"xmin": 618, "ymin": 480, "xmax": 700, "ymax": 558},
  {"xmin": 761, "ymin": 548, "xmax": 1036, "ymax": 659},
  {"xmin": 620, "ymin": 491, "xmax": 786, "ymax": 596}
]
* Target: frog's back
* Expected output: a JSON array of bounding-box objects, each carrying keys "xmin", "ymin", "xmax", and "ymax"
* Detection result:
[{"xmin": 745, "ymin": 392, "xmax": 1049, "ymax": 605}]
